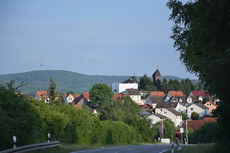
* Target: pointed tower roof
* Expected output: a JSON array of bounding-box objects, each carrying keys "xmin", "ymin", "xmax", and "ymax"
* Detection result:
[
  {"xmin": 123, "ymin": 76, "xmax": 138, "ymax": 83},
  {"xmin": 152, "ymin": 69, "xmax": 161, "ymax": 77}
]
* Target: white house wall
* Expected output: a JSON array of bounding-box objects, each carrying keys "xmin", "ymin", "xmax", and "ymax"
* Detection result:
[
  {"xmin": 130, "ymin": 95, "xmax": 141, "ymax": 103},
  {"xmin": 187, "ymin": 104, "xmax": 209, "ymax": 118},
  {"xmin": 155, "ymin": 108, "xmax": 182, "ymax": 127},
  {"xmin": 112, "ymin": 83, "xmax": 138, "ymax": 93},
  {"xmin": 175, "ymin": 103, "xmax": 187, "ymax": 113},
  {"xmin": 147, "ymin": 115, "xmax": 162, "ymax": 125}
]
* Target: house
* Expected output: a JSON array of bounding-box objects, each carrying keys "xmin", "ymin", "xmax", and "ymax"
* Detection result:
[
  {"xmin": 182, "ymin": 117, "xmax": 217, "ymax": 130},
  {"xmin": 165, "ymin": 91, "xmax": 184, "ymax": 102},
  {"xmin": 147, "ymin": 113, "xmax": 167, "ymax": 125},
  {"xmin": 155, "ymin": 102, "xmax": 187, "ymax": 113},
  {"xmin": 73, "ymin": 92, "xmax": 90, "ymax": 106},
  {"xmin": 64, "ymin": 94, "xmax": 78, "ymax": 104},
  {"xmin": 152, "ymin": 69, "xmax": 161, "ymax": 86},
  {"xmin": 187, "ymin": 103, "xmax": 209, "ymax": 118},
  {"xmin": 73, "ymin": 105, "xmax": 82, "ymax": 110},
  {"xmin": 112, "ymin": 76, "xmax": 138, "ymax": 94},
  {"xmin": 141, "ymin": 103, "xmax": 153, "ymax": 114},
  {"xmin": 112, "ymin": 93, "xmax": 129, "ymax": 101},
  {"xmin": 190, "ymin": 91, "xmax": 210, "ymax": 97},
  {"xmin": 168, "ymin": 91, "xmax": 184, "ymax": 97},
  {"xmin": 146, "ymin": 95, "xmax": 165, "ymax": 108},
  {"xmin": 89, "ymin": 108, "xmax": 98, "ymax": 115},
  {"xmin": 155, "ymin": 108, "xmax": 182, "ymax": 127},
  {"xmin": 141, "ymin": 110, "xmax": 151, "ymax": 116},
  {"xmin": 204, "ymin": 101, "xmax": 217, "ymax": 115},
  {"xmin": 187, "ymin": 91, "xmax": 210, "ymax": 103},
  {"xmin": 125, "ymin": 89, "xmax": 141, "ymax": 103},
  {"xmin": 139, "ymin": 90, "xmax": 149, "ymax": 98},
  {"xmin": 150, "ymin": 91, "xmax": 165, "ymax": 97},
  {"xmin": 186, "ymin": 96, "xmax": 196, "ymax": 105},
  {"xmin": 35, "ymin": 91, "xmax": 49, "ymax": 103}
]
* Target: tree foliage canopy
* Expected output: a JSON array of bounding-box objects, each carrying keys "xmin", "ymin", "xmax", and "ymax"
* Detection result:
[
  {"xmin": 139, "ymin": 74, "xmax": 157, "ymax": 91},
  {"xmin": 167, "ymin": 0, "xmax": 230, "ymax": 145},
  {"xmin": 89, "ymin": 84, "xmax": 113, "ymax": 110}
]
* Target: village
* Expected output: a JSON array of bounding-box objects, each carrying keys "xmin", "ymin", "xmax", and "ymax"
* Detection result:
[{"xmin": 33, "ymin": 69, "xmax": 219, "ymax": 133}]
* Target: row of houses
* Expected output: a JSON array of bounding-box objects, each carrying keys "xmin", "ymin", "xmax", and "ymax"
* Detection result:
[
  {"xmin": 111, "ymin": 70, "xmax": 219, "ymax": 127},
  {"xmin": 34, "ymin": 69, "xmax": 219, "ymax": 128}
]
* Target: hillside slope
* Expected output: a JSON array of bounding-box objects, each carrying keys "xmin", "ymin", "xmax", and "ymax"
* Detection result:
[{"xmin": 0, "ymin": 70, "xmax": 196, "ymax": 94}]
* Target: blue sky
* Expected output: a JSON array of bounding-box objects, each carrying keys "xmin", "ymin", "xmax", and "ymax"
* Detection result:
[{"xmin": 0, "ymin": 0, "xmax": 197, "ymax": 79}]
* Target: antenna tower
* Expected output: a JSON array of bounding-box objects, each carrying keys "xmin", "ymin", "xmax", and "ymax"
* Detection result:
[{"xmin": 40, "ymin": 55, "xmax": 44, "ymax": 70}]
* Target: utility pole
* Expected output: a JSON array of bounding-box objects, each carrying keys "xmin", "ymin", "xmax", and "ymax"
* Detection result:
[
  {"xmin": 186, "ymin": 120, "xmax": 188, "ymax": 144},
  {"xmin": 162, "ymin": 120, "xmax": 164, "ymax": 138}
]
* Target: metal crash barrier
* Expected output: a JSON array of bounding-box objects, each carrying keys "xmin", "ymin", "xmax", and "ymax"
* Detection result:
[{"xmin": 0, "ymin": 141, "xmax": 60, "ymax": 153}]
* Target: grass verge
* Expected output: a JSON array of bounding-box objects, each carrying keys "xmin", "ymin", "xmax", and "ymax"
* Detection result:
[{"xmin": 165, "ymin": 143, "xmax": 227, "ymax": 153}]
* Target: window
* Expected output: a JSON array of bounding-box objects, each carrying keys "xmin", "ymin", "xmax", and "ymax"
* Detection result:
[{"xmin": 191, "ymin": 108, "xmax": 193, "ymax": 110}]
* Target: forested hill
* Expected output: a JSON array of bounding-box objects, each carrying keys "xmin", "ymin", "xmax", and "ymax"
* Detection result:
[{"xmin": 0, "ymin": 70, "xmax": 197, "ymax": 94}]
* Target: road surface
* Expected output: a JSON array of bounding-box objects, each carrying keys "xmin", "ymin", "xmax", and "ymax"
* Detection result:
[{"xmin": 71, "ymin": 144, "xmax": 170, "ymax": 153}]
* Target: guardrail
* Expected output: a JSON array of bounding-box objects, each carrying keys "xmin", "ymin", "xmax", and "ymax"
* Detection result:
[{"xmin": 0, "ymin": 141, "xmax": 60, "ymax": 153}]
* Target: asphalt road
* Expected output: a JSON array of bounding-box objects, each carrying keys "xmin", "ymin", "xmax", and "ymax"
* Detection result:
[{"xmin": 71, "ymin": 144, "xmax": 170, "ymax": 153}]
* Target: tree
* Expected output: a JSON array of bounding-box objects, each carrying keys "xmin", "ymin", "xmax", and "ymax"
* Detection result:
[
  {"xmin": 139, "ymin": 74, "xmax": 157, "ymax": 91},
  {"xmin": 167, "ymin": 0, "xmax": 230, "ymax": 146},
  {"xmin": 48, "ymin": 77, "xmax": 57, "ymax": 104},
  {"xmin": 191, "ymin": 112, "xmax": 200, "ymax": 120},
  {"xmin": 161, "ymin": 78, "xmax": 168, "ymax": 93},
  {"xmin": 154, "ymin": 119, "xmax": 176, "ymax": 139},
  {"xmin": 0, "ymin": 82, "xmax": 44, "ymax": 150},
  {"xmin": 67, "ymin": 90, "xmax": 75, "ymax": 95},
  {"xmin": 181, "ymin": 112, "xmax": 189, "ymax": 120},
  {"xmin": 90, "ymin": 84, "xmax": 113, "ymax": 110}
]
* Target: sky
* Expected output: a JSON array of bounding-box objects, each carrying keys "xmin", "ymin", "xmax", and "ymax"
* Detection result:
[{"xmin": 0, "ymin": 0, "xmax": 197, "ymax": 79}]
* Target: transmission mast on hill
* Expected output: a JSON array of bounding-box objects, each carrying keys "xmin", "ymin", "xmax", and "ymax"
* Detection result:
[{"xmin": 40, "ymin": 54, "xmax": 44, "ymax": 70}]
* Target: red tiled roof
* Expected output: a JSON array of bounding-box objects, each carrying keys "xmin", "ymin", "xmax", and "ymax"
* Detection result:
[
  {"xmin": 191, "ymin": 91, "xmax": 210, "ymax": 97},
  {"xmin": 203, "ymin": 117, "xmax": 218, "ymax": 122},
  {"xmin": 169, "ymin": 91, "xmax": 184, "ymax": 97},
  {"xmin": 73, "ymin": 105, "xmax": 82, "ymax": 110},
  {"xmin": 36, "ymin": 91, "xmax": 48, "ymax": 99},
  {"xmin": 82, "ymin": 92, "xmax": 90, "ymax": 101},
  {"xmin": 151, "ymin": 91, "xmax": 165, "ymax": 96},
  {"xmin": 182, "ymin": 118, "xmax": 217, "ymax": 130},
  {"xmin": 112, "ymin": 94, "xmax": 129, "ymax": 101},
  {"xmin": 141, "ymin": 103, "xmax": 153, "ymax": 109}
]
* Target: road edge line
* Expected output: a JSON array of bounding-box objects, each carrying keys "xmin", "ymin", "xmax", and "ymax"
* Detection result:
[{"xmin": 159, "ymin": 149, "xmax": 168, "ymax": 153}]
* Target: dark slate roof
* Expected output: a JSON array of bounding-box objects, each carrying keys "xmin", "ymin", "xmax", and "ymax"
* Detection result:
[
  {"xmin": 73, "ymin": 93, "xmax": 89, "ymax": 105},
  {"xmin": 167, "ymin": 96, "xmax": 187, "ymax": 103},
  {"xmin": 123, "ymin": 76, "xmax": 138, "ymax": 83},
  {"xmin": 194, "ymin": 103, "xmax": 209, "ymax": 110},
  {"xmin": 152, "ymin": 69, "xmax": 161, "ymax": 77},
  {"xmin": 141, "ymin": 110, "xmax": 151, "ymax": 116},
  {"xmin": 153, "ymin": 113, "xmax": 167, "ymax": 119},
  {"xmin": 166, "ymin": 108, "xmax": 181, "ymax": 116},
  {"xmin": 155, "ymin": 102, "xmax": 178, "ymax": 109},
  {"xmin": 149, "ymin": 96, "xmax": 165, "ymax": 104},
  {"xmin": 126, "ymin": 89, "xmax": 141, "ymax": 95}
]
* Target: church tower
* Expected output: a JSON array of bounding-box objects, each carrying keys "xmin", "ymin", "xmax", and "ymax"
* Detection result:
[{"xmin": 152, "ymin": 69, "xmax": 161, "ymax": 86}]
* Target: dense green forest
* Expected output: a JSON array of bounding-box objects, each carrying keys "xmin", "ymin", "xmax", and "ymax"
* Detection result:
[{"xmin": 0, "ymin": 70, "xmax": 198, "ymax": 94}]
